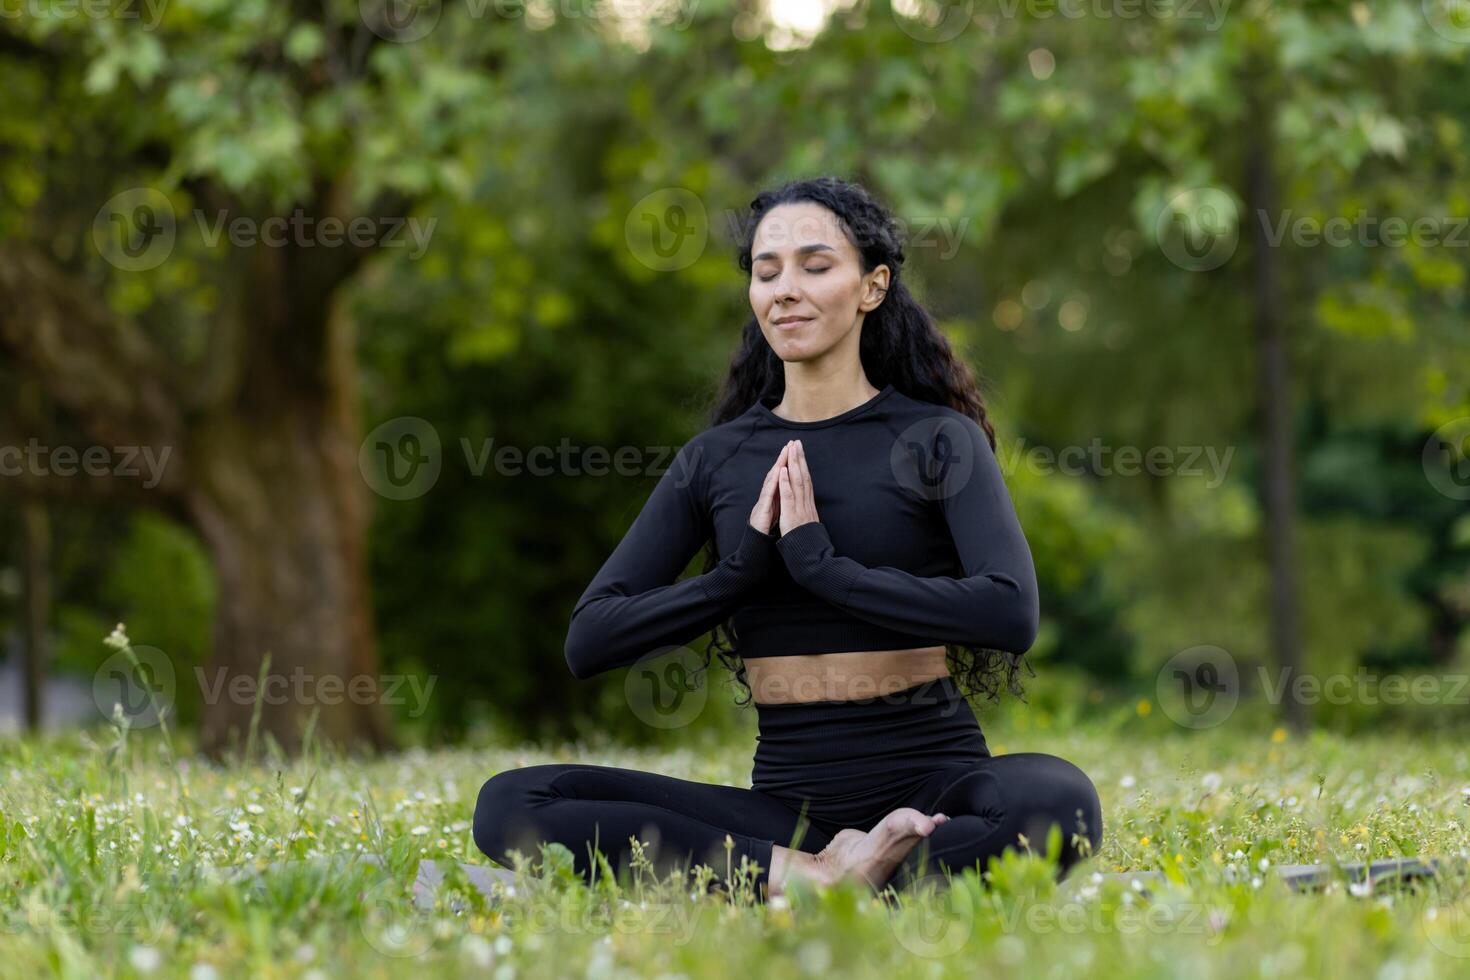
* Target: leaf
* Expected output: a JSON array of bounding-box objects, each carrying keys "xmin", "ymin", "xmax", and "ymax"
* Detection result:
[
  {"xmin": 285, "ymin": 24, "xmax": 325, "ymax": 64},
  {"xmin": 84, "ymin": 54, "xmax": 122, "ymax": 95}
]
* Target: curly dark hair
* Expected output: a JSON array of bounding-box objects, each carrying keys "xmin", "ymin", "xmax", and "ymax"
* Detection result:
[{"xmin": 697, "ymin": 174, "xmax": 1035, "ymax": 708}]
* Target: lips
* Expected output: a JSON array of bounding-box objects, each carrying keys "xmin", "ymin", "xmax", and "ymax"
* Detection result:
[{"xmin": 773, "ymin": 316, "xmax": 813, "ymax": 328}]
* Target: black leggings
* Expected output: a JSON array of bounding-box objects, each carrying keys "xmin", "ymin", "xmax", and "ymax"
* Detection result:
[{"xmin": 473, "ymin": 677, "xmax": 1103, "ymax": 896}]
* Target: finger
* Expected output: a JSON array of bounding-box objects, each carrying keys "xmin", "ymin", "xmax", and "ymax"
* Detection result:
[
  {"xmin": 765, "ymin": 443, "xmax": 787, "ymax": 478},
  {"xmin": 790, "ymin": 442, "xmax": 810, "ymax": 498}
]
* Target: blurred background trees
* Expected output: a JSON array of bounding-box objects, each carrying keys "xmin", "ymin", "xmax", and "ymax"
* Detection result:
[{"xmin": 1, "ymin": 0, "xmax": 1466, "ymax": 752}]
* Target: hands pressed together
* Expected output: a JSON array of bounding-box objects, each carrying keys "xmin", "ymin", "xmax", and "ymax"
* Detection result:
[{"xmin": 747, "ymin": 438, "xmax": 820, "ymax": 538}]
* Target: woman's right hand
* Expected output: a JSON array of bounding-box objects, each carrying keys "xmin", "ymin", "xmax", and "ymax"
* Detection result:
[{"xmin": 748, "ymin": 441, "xmax": 793, "ymax": 536}]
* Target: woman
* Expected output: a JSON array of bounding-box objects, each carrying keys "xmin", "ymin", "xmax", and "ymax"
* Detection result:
[{"xmin": 473, "ymin": 176, "xmax": 1103, "ymax": 900}]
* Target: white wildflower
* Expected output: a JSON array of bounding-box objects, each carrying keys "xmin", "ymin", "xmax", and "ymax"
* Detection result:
[
  {"xmin": 128, "ymin": 946, "xmax": 161, "ymax": 974},
  {"xmin": 104, "ymin": 623, "xmax": 131, "ymax": 651}
]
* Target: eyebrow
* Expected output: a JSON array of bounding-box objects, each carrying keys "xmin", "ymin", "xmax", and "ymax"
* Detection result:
[{"xmin": 752, "ymin": 242, "xmax": 836, "ymax": 262}]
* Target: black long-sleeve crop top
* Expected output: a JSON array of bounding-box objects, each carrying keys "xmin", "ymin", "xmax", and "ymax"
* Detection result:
[{"xmin": 563, "ymin": 382, "xmax": 1040, "ymax": 679}]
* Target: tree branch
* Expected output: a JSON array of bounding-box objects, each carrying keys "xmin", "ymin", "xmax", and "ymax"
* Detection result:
[{"xmin": 0, "ymin": 244, "xmax": 187, "ymax": 456}]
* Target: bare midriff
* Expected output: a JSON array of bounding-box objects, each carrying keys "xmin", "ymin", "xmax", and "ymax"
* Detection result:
[{"xmin": 742, "ymin": 646, "xmax": 950, "ymax": 704}]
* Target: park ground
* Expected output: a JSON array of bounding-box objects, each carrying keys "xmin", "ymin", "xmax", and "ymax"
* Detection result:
[{"xmin": 2, "ymin": 705, "xmax": 1470, "ymax": 979}]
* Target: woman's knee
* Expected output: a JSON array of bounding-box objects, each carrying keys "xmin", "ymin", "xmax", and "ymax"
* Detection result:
[
  {"xmin": 472, "ymin": 764, "xmax": 560, "ymax": 860},
  {"xmin": 1036, "ymin": 755, "xmax": 1104, "ymax": 855},
  {"xmin": 1002, "ymin": 753, "xmax": 1103, "ymax": 858}
]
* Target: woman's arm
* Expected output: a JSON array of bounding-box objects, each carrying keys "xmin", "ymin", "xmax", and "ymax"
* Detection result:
[
  {"xmin": 774, "ymin": 416, "xmax": 1039, "ymax": 653},
  {"xmin": 564, "ymin": 438, "xmax": 777, "ymax": 679}
]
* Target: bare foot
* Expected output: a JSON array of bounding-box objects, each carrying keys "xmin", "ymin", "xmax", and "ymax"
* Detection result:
[
  {"xmin": 821, "ymin": 808, "xmax": 950, "ymax": 890},
  {"xmin": 768, "ymin": 812, "xmax": 949, "ymax": 898}
]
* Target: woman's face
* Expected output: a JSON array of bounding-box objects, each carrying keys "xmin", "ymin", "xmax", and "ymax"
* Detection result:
[{"xmin": 748, "ymin": 202, "xmax": 889, "ymax": 361}]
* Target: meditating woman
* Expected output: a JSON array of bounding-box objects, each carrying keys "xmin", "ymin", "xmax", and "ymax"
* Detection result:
[{"xmin": 473, "ymin": 175, "xmax": 1103, "ymax": 899}]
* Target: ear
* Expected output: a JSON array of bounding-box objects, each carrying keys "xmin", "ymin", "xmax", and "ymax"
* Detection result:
[{"xmin": 860, "ymin": 264, "xmax": 891, "ymax": 312}]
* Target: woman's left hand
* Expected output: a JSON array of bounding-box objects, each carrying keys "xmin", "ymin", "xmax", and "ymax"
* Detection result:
[{"xmin": 777, "ymin": 438, "xmax": 821, "ymax": 536}]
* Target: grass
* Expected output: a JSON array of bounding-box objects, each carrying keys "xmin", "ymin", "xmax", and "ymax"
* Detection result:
[{"xmin": 3, "ymin": 698, "xmax": 1470, "ymax": 980}]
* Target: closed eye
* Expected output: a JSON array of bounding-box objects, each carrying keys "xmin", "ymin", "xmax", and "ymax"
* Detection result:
[{"xmin": 757, "ymin": 267, "xmax": 830, "ymax": 282}]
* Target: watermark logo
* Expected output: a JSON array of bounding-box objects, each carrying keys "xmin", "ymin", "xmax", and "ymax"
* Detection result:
[
  {"xmin": 1423, "ymin": 417, "xmax": 1470, "ymax": 501},
  {"xmin": 0, "ymin": 440, "xmax": 174, "ymax": 489},
  {"xmin": 1417, "ymin": 879, "xmax": 1470, "ymax": 959},
  {"xmin": 360, "ymin": 416, "xmax": 443, "ymax": 500},
  {"xmin": 624, "ymin": 645, "xmax": 708, "ymax": 729},
  {"xmin": 93, "ymin": 187, "xmax": 177, "ymax": 272},
  {"xmin": 1423, "ymin": 0, "xmax": 1470, "ymax": 43},
  {"xmin": 890, "ymin": 873, "xmax": 976, "ymax": 957},
  {"xmin": 1156, "ymin": 645, "xmax": 1239, "ymax": 729},
  {"xmin": 890, "ymin": 415, "xmax": 977, "ymax": 503},
  {"xmin": 360, "ymin": 0, "xmax": 443, "ymax": 41},
  {"xmin": 625, "ymin": 188, "xmax": 708, "ymax": 272},
  {"xmin": 92, "ymin": 191, "xmax": 436, "ymax": 269},
  {"xmin": 1156, "ymin": 186, "xmax": 1239, "ymax": 271},
  {"xmin": 93, "ymin": 643, "xmax": 176, "ymax": 729},
  {"xmin": 891, "ymin": 0, "xmax": 973, "ymax": 44},
  {"xmin": 360, "ymin": 876, "xmax": 437, "ymax": 957}
]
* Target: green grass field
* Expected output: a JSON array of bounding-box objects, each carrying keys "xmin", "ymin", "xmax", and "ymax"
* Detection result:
[{"xmin": 3, "ymin": 707, "xmax": 1470, "ymax": 980}]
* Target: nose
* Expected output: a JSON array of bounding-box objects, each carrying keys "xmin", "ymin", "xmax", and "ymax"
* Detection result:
[{"xmin": 772, "ymin": 269, "xmax": 801, "ymax": 305}]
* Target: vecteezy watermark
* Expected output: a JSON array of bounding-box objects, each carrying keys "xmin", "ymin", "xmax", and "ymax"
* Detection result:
[
  {"xmin": 94, "ymin": 642, "xmax": 177, "ymax": 730},
  {"xmin": 194, "ymin": 666, "xmax": 437, "ymax": 718},
  {"xmin": 1159, "ymin": 189, "xmax": 1470, "ymax": 270},
  {"xmin": 360, "ymin": 876, "xmax": 707, "ymax": 961},
  {"xmin": 0, "ymin": 440, "xmax": 173, "ymax": 489},
  {"xmin": 890, "ymin": 415, "xmax": 979, "ymax": 503},
  {"xmin": 360, "ymin": 416, "xmax": 443, "ymax": 500},
  {"xmin": 460, "ymin": 438, "xmax": 692, "ymax": 480},
  {"xmin": 722, "ymin": 206, "xmax": 974, "ymax": 263},
  {"xmin": 1423, "ymin": 417, "xmax": 1470, "ymax": 501},
  {"xmin": 890, "ymin": 0, "xmax": 1233, "ymax": 44},
  {"xmin": 624, "ymin": 645, "xmax": 708, "ymax": 729},
  {"xmin": 625, "ymin": 187, "xmax": 709, "ymax": 273},
  {"xmin": 1256, "ymin": 667, "xmax": 1470, "ymax": 709},
  {"xmin": 748, "ymin": 669, "xmax": 968, "ymax": 711},
  {"xmin": 889, "ymin": 0, "xmax": 974, "ymax": 43},
  {"xmin": 358, "ymin": 0, "xmax": 697, "ymax": 43},
  {"xmin": 1156, "ymin": 186, "xmax": 1241, "ymax": 272},
  {"xmin": 1255, "ymin": 210, "xmax": 1470, "ymax": 250},
  {"xmin": 2, "ymin": 893, "xmax": 174, "ymax": 943},
  {"xmin": 1156, "ymin": 645, "xmax": 1470, "ymax": 729},
  {"xmin": 359, "ymin": 0, "xmax": 443, "ymax": 42},
  {"xmin": 1155, "ymin": 645, "xmax": 1240, "ymax": 730},
  {"xmin": 996, "ymin": 438, "xmax": 1235, "ymax": 488},
  {"xmin": 896, "ymin": 417, "xmax": 1237, "ymax": 502},
  {"xmin": 93, "ymin": 188, "xmax": 437, "ymax": 271},
  {"xmin": 93, "ymin": 638, "xmax": 436, "ymax": 727},
  {"xmin": 0, "ymin": 0, "xmax": 170, "ymax": 29},
  {"xmin": 890, "ymin": 872, "xmax": 1227, "ymax": 958},
  {"xmin": 1415, "ymin": 875, "xmax": 1470, "ymax": 959},
  {"xmin": 360, "ymin": 875, "xmax": 438, "ymax": 958},
  {"xmin": 360, "ymin": 414, "xmax": 1236, "ymax": 505},
  {"xmin": 1423, "ymin": 0, "xmax": 1470, "ymax": 44},
  {"xmin": 888, "ymin": 415, "xmax": 1236, "ymax": 502},
  {"xmin": 358, "ymin": 415, "xmax": 704, "ymax": 500}
]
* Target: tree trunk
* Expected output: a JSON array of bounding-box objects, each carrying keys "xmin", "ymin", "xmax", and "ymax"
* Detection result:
[
  {"xmin": 1246, "ymin": 76, "xmax": 1308, "ymax": 734},
  {"xmin": 183, "ymin": 411, "xmax": 392, "ymax": 757},
  {"xmin": 0, "ymin": 228, "xmax": 398, "ymax": 758},
  {"xmin": 185, "ymin": 276, "xmax": 393, "ymax": 758}
]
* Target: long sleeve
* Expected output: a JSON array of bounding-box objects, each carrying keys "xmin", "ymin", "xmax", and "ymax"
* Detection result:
[
  {"xmin": 565, "ymin": 437, "xmax": 777, "ymax": 679},
  {"xmin": 774, "ymin": 414, "xmax": 1039, "ymax": 653}
]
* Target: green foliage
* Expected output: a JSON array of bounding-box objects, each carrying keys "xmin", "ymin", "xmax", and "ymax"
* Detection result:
[
  {"xmin": 0, "ymin": 724, "xmax": 1469, "ymax": 976},
  {"xmin": 1, "ymin": 0, "xmax": 1466, "ymax": 742}
]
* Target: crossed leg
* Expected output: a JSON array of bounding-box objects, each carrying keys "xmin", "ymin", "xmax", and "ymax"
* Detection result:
[
  {"xmin": 473, "ymin": 763, "xmax": 832, "ymax": 894},
  {"xmin": 890, "ymin": 752, "xmax": 1104, "ymax": 890}
]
